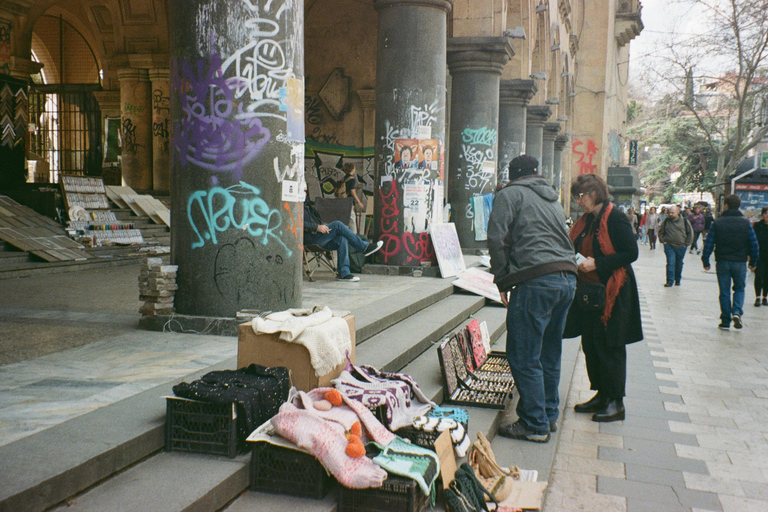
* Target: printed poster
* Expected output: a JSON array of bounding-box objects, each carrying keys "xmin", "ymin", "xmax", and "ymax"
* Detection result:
[
  {"xmin": 394, "ymin": 139, "xmax": 420, "ymax": 170},
  {"xmin": 403, "ymin": 180, "xmax": 431, "ymax": 233},
  {"xmin": 428, "ymin": 222, "xmax": 466, "ymax": 278},
  {"xmin": 452, "ymin": 267, "xmax": 502, "ymax": 303}
]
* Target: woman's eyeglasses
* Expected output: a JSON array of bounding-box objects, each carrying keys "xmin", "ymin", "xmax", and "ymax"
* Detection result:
[{"xmin": 572, "ymin": 192, "xmax": 585, "ymax": 201}]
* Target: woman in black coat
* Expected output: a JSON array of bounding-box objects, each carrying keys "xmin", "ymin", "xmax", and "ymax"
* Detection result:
[
  {"xmin": 565, "ymin": 174, "xmax": 643, "ymax": 422},
  {"xmin": 754, "ymin": 206, "xmax": 768, "ymax": 306}
]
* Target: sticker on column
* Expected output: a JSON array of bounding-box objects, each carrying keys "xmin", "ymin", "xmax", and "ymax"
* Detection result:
[
  {"xmin": 415, "ymin": 125, "xmax": 431, "ymax": 140},
  {"xmin": 418, "ymin": 139, "xmax": 439, "ymax": 180},
  {"xmin": 282, "ymin": 180, "xmax": 300, "ymax": 202}
]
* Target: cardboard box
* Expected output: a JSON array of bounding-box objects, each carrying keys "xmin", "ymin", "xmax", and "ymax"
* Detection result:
[{"xmin": 237, "ymin": 314, "xmax": 355, "ymax": 392}]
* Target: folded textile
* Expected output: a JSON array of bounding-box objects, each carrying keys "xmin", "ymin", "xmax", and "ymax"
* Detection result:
[
  {"xmin": 271, "ymin": 387, "xmax": 395, "ymax": 489},
  {"xmin": 251, "ymin": 307, "xmax": 352, "ymax": 377},
  {"xmin": 332, "ymin": 367, "xmax": 433, "ymax": 431},
  {"xmin": 370, "ymin": 436, "xmax": 440, "ymax": 497},
  {"xmin": 412, "ymin": 415, "xmax": 471, "ymax": 457},
  {"xmin": 172, "ymin": 364, "xmax": 290, "ymax": 442}
]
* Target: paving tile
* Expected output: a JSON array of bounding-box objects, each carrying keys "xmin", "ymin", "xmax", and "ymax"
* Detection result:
[
  {"xmin": 741, "ymin": 481, "xmax": 768, "ymax": 501},
  {"xmin": 562, "ymin": 454, "xmax": 625, "ymax": 478},
  {"xmin": 625, "ymin": 463, "xmax": 685, "ymax": 487},
  {"xmin": 599, "ymin": 446, "xmax": 708, "ymax": 474},
  {"xmin": 706, "ymin": 461, "xmax": 768, "ymax": 483},
  {"xmin": 599, "ymin": 423, "xmax": 697, "ymax": 446},
  {"xmin": 719, "ymin": 494, "xmax": 768, "ymax": 512},
  {"xmin": 626, "ymin": 498, "xmax": 689, "ymax": 512},
  {"xmin": 683, "ymin": 471, "xmax": 745, "ymax": 497},
  {"xmin": 572, "ymin": 428, "xmax": 624, "ymax": 448},
  {"xmin": 675, "ymin": 444, "xmax": 731, "ymax": 464}
]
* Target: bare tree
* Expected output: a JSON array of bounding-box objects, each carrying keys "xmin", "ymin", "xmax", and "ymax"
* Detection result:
[{"xmin": 649, "ymin": 0, "xmax": 768, "ymax": 203}]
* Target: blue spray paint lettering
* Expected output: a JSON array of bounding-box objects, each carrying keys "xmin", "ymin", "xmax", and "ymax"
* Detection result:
[
  {"xmin": 461, "ymin": 127, "xmax": 497, "ymax": 146},
  {"xmin": 187, "ymin": 181, "xmax": 291, "ymax": 256}
]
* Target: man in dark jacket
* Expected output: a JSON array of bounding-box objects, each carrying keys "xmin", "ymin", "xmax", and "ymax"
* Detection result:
[
  {"xmin": 487, "ymin": 155, "xmax": 577, "ymax": 443},
  {"xmin": 701, "ymin": 194, "xmax": 759, "ymax": 330},
  {"xmin": 304, "ymin": 197, "xmax": 382, "ymax": 281}
]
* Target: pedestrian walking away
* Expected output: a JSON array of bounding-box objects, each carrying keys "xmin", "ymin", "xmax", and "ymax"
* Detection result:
[
  {"xmin": 658, "ymin": 205, "xmax": 693, "ymax": 287},
  {"xmin": 750, "ymin": 206, "xmax": 768, "ymax": 307},
  {"xmin": 487, "ymin": 155, "xmax": 577, "ymax": 443},
  {"xmin": 646, "ymin": 206, "xmax": 660, "ymax": 250},
  {"xmin": 701, "ymin": 194, "xmax": 759, "ymax": 330},
  {"xmin": 688, "ymin": 205, "xmax": 705, "ymax": 254},
  {"xmin": 563, "ymin": 174, "xmax": 643, "ymax": 423}
]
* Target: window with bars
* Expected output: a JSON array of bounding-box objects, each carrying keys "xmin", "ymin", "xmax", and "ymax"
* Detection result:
[{"xmin": 28, "ymin": 85, "xmax": 102, "ymax": 184}]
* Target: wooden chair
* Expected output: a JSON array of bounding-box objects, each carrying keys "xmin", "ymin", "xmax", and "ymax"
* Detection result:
[{"xmin": 302, "ymin": 197, "xmax": 354, "ymax": 281}]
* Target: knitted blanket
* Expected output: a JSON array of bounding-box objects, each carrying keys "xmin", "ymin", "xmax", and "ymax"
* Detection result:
[
  {"xmin": 252, "ymin": 306, "xmax": 352, "ymax": 377},
  {"xmin": 370, "ymin": 436, "xmax": 440, "ymax": 496}
]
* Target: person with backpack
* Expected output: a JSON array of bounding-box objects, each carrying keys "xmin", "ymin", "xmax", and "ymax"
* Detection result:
[
  {"xmin": 658, "ymin": 205, "xmax": 693, "ymax": 287},
  {"xmin": 688, "ymin": 205, "xmax": 706, "ymax": 254}
]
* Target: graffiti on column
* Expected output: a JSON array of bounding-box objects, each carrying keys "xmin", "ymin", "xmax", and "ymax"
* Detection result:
[
  {"xmin": 152, "ymin": 89, "xmax": 170, "ymax": 152},
  {"xmin": 573, "ymin": 139, "xmax": 598, "ymax": 175},
  {"xmin": 121, "ymin": 117, "xmax": 141, "ymax": 155},
  {"xmin": 458, "ymin": 126, "xmax": 497, "ymax": 194},
  {"xmin": 186, "ymin": 181, "xmax": 290, "ymax": 255},
  {"xmin": 498, "ymin": 141, "xmax": 521, "ymax": 182}
]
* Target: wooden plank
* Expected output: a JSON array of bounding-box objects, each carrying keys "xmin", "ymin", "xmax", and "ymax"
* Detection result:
[
  {"xmin": 135, "ymin": 195, "xmax": 163, "ymax": 224},
  {"xmin": 55, "ymin": 247, "xmax": 91, "ymax": 260},
  {"xmin": 105, "ymin": 186, "xmax": 138, "ymax": 208},
  {"xmin": 121, "ymin": 194, "xmax": 148, "ymax": 217},
  {"xmin": 147, "ymin": 197, "xmax": 171, "ymax": 227},
  {"xmin": 0, "ymin": 206, "xmax": 15, "ymax": 217},
  {"xmin": 29, "ymin": 250, "xmax": 60, "ymax": 262}
]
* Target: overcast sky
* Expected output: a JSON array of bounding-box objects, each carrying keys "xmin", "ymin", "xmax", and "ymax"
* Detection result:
[{"xmin": 628, "ymin": 0, "xmax": 712, "ymax": 97}]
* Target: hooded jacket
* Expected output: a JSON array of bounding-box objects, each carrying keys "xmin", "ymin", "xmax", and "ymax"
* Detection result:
[{"xmin": 487, "ymin": 175, "xmax": 577, "ymax": 291}]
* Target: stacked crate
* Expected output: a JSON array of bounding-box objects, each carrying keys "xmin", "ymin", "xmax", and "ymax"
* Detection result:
[{"xmin": 139, "ymin": 257, "xmax": 178, "ymax": 316}]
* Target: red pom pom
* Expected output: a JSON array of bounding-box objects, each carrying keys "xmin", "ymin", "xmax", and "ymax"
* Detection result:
[
  {"xmin": 350, "ymin": 421, "xmax": 362, "ymax": 437},
  {"xmin": 325, "ymin": 389, "xmax": 343, "ymax": 407}
]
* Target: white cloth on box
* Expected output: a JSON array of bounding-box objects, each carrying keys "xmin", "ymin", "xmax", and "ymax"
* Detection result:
[{"xmin": 251, "ymin": 307, "xmax": 352, "ymax": 377}]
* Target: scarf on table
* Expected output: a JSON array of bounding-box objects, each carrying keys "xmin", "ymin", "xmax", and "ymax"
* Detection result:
[{"xmin": 569, "ymin": 202, "xmax": 627, "ymax": 325}]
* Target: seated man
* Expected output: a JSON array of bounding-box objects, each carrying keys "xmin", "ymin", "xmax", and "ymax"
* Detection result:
[{"xmin": 304, "ymin": 197, "xmax": 383, "ymax": 281}]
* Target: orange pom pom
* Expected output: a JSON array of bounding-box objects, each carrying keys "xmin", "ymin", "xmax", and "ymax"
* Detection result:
[
  {"xmin": 325, "ymin": 389, "xmax": 343, "ymax": 407},
  {"xmin": 350, "ymin": 421, "xmax": 362, "ymax": 437},
  {"xmin": 345, "ymin": 438, "xmax": 366, "ymax": 458}
]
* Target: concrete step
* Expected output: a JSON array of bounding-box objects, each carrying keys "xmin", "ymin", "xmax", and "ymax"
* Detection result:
[
  {"xmin": 0, "ymin": 254, "xmax": 143, "ymax": 280},
  {"xmin": 356, "ymin": 292, "xmax": 486, "ymax": 372},
  {"xmin": 48, "ymin": 452, "xmax": 250, "ymax": 512},
  {"xmin": 0, "ymin": 251, "xmax": 31, "ymax": 266},
  {"xmin": 0, "ymin": 357, "xmax": 236, "ymax": 512},
  {"xmin": 0, "ymin": 288, "xmax": 500, "ymax": 512}
]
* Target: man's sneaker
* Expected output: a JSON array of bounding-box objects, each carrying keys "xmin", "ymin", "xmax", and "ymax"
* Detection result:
[
  {"xmin": 674, "ymin": 281, "xmax": 681, "ymax": 286},
  {"xmin": 497, "ymin": 420, "xmax": 549, "ymax": 443},
  {"xmin": 337, "ymin": 274, "xmax": 360, "ymax": 282},
  {"xmin": 718, "ymin": 323, "xmax": 730, "ymax": 330},
  {"xmin": 755, "ymin": 298, "xmax": 761, "ymax": 307},
  {"xmin": 364, "ymin": 240, "xmax": 384, "ymax": 257},
  {"xmin": 663, "ymin": 283, "xmax": 673, "ymax": 287},
  {"xmin": 763, "ymin": 297, "xmax": 767, "ymax": 306},
  {"xmin": 732, "ymin": 314, "xmax": 742, "ymax": 329}
]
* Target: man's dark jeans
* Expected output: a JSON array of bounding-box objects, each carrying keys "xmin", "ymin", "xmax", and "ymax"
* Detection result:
[
  {"xmin": 663, "ymin": 244, "xmax": 687, "ymax": 284},
  {"xmin": 505, "ymin": 271, "xmax": 577, "ymax": 433},
  {"xmin": 304, "ymin": 221, "xmax": 368, "ymax": 278},
  {"xmin": 716, "ymin": 260, "xmax": 747, "ymax": 325}
]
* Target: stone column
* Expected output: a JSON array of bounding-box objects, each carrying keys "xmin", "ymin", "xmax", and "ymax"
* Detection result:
[
  {"xmin": 357, "ymin": 89, "xmax": 376, "ymax": 149},
  {"xmin": 447, "ymin": 37, "xmax": 513, "ymax": 249},
  {"xmin": 118, "ymin": 69, "xmax": 153, "ymax": 190},
  {"xmin": 498, "ymin": 79, "xmax": 537, "ymax": 183},
  {"xmin": 525, "ymin": 105, "xmax": 551, "ymax": 168},
  {"xmin": 373, "ymin": 0, "xmax": 453, "ymax": 266},
  {"xmin": 554, "ymin": 134, "xmax": 568, "ymax": 194},
  {"xmin": 149, "ymin": 68, "xmax": 170, "ymax": 193},
  {"xmin": 169, "ymin": 0, "xmax": 305, "ymax": 317},
  {"xmin": 542, "ymin": 122, "xmax": 560, "ymax": 184}
]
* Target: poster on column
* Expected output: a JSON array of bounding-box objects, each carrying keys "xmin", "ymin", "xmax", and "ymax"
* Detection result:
[
  {"xmin": 417, "ymin": 139, "xmax": 439, "ymax": 180},
  {"xmin": 403, "ymin": 180, "xmax": 431, "ymax": 233},
  {"xmin": 395, "ymin": 138, "xmax": 422, "ymax": 181}
]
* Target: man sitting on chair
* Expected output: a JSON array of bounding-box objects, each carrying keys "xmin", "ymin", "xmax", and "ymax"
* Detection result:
[{"xmin": 304, "ymin": 197, "xmax": 383, "ymax": 281}]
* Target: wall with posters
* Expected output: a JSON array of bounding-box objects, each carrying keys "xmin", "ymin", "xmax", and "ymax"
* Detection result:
[{"xmin": 734, "ymin": 184, "xmax": 768, "ymax": 223}]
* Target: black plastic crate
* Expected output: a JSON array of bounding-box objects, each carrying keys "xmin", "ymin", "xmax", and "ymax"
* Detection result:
[
  {"xmin": 165, "ymin": 397, "xmax": 243, "ymax": 458},
  {"xmin": 337, "ymin": 474, "xmax": 430, "ymax": 512},
  {"xmin": 250, "ymin": 441, "xmax": 335, "ymax": 499}
]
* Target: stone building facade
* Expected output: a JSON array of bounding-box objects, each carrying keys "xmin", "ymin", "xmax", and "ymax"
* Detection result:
[{"xmin": 0, "ymin": 0, "xmax": 642, "ymax": 315}]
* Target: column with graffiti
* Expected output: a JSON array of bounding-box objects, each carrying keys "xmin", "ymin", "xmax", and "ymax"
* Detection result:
[
  {"xmin": 372, "ymin": 0, "xmax": 453, "ymax": 266},
  {"xmin": 542, "ymin": 121, "xmax": 561, "ymax": 184},
  {"xmin": 169, "ymin": 0, "xmax": 305, "ymax": 317},
  {"xmin": 447, "ymin": 37, "xmax": 512, "ymax": 249},
  {"xmin": 118, "ymin": 69, "xmax": 153, "ymax": 191},
  {"xmin": 149, "ymin": 68, "xmax": 170, "ymax": 193},
  {"xmin": 498, "ymin": 79, "xmax": 537, "ymax": 183},
  {"xmin": 524, "ymin": 105, "xmax": 551, "ymax": 170}
]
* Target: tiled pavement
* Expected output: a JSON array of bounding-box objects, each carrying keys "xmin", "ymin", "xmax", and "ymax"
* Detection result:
[{"xmin": 545, "ymin": 245, "xmax": 768, "ymax": 511}]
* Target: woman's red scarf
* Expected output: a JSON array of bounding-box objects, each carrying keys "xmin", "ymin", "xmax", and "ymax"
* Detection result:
[{"xmin": 569, "ymin": 202, "xmax": 627, "ymax": 325}]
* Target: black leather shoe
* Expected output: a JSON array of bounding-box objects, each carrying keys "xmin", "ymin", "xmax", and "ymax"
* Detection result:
[
  {"xmin": 574, "ymin": 392, "xmax": 608, "ymax": 413},
  {"xmin": 592, "ymin": 399, "xmax": 625, "ymax": 422}
]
